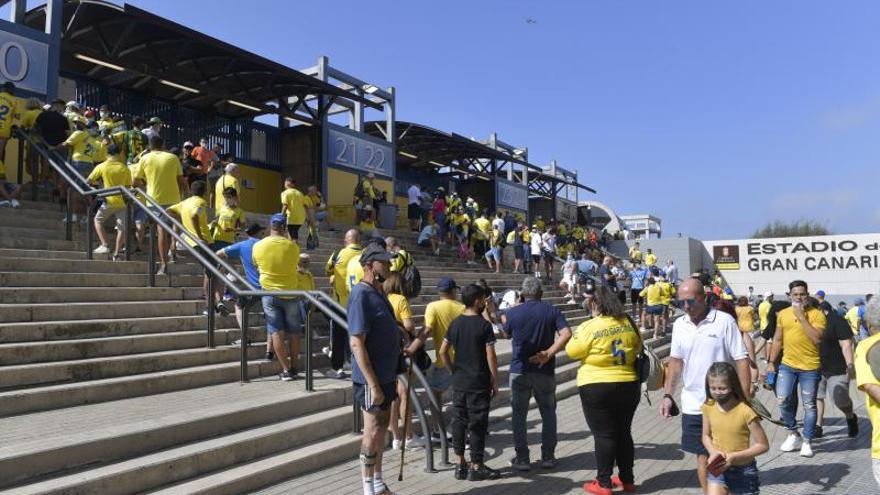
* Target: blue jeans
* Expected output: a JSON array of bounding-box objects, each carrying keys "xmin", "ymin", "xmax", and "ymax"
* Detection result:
[
  {"xmin": 510, "ymin": 372, "xmax": 557, "ymax": 460},
  {"xmin": 776, "ymin": 363, "xmax": 820, "ymax": 439}
]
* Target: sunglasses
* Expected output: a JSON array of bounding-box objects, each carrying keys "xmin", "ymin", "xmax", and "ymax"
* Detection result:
[{"xmin": 673, "ymin": 297, "xmax": 700, "ymax": 309}]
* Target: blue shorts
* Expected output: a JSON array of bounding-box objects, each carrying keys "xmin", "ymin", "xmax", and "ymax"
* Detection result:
[
  {"xmin": 261, "ymin": 295, "xmax": 303, "ymax": 334},
  {"xmin": 354, "ymin": 380, "xmax": 399, "ymax": 412},
  {"xmin": 71, "ymin": 160, "xmax": 94, "ymax": 178},
  {"xmin": 681, "ymin": 413, "xmax": 709, "ymax": 456},
  {"xmin": 646, "ymin": 304, "xmax": 665, "ymax": 315},
  {"xmin": 708, "ymin": 461, "xmax": 759, "ymax": 495},
  {"xmin": 133, "ymin": 207, "xmax": 148, "ymax": 225},
  {"xmin": 427, "ymin": 364, "xmax": 452, "ymax": 391}
]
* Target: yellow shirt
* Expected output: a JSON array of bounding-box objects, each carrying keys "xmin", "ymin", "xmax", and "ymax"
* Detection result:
[
  {"xmin": 473, "ymin": 217, "xmax": 491, "ymax": 240},
  {"xmin": 701, "ymin": 401, "xmax": 760, "ymax": 464},
  {"xmin": 572, "ymin": 227, "xmax": 586, "ymax": 240},
  {"xmin": 65, "ymin": 130, "xmax": 93, "ymax": 163},
  {"xmin": 281, "ymin": 187, "xmax": 308, "ymax": 225},
  {"xmin": 855, "ymin": 332, "xmax": 880, "ymax": 459},
  {"xmin": 452, "ymin": 213, "xmax": 469, "ymax": 227},
  {"xmin": 657, "ymin": 281, "xmax": 673, "ymax": 305},
  {"xmin": 779, "ymin": 306, "xmax": 826, "ymax": 371},
  {"xmin": 85, "ymin": 137, "xmax": 106, "ymax": 163},
  {"xmin": 645, "ymin": 253, "xmax": 657, "ymax": 266},
  {"xmin": 425, "ymin": 298, "xmax": 465, "ymax": 366},
  {"xmin": 557, "ymin": 224, "xmax": 568, "ymax": 236},
  {"xmin": 135, "ymin": 151, "xmax": 182, "ymax": 206},
  {"xmin": 629, "ymin": 248, "xmax": 642, "ymax": 261},
  {"xmin": 212, "ymin": 205, "xmax": 244, "ymax": 244},
  {"xmin": 359, "ymin": 219, "xmax": 376, "ymax": 233},
  {"xmin": 86, "ymin": 159, "xmax": 132, "ymax": 209},
  {"xmin": 521, "ymin": 230, "xmax": 531, "ymax": 243},
  {"xmin": 0, "ymin": 92, "xmax": 20, "ymax": 135},
  {"xmin": 846, "ymin": 306, "xmax": 862, "ymax": 335},
  {"xmin": 296, "ymin": 269, "xmax": 315, "ymax": 291},
  {"xmin": 346, "ymin": 254, "xmax": 365, "ymax": 292},
  {"xmin": 388, "ymin": 293, "xmax": 413, "ymax": 325},
  {"xmin": 735, "ymin": 306, "xmax": 755, "ymax": 332},
  {"xmin": 252, "ymin": 235, "xmax": 301, "ymax": 292},
  {"xmin": 566, "ymin": 315, "xmax": 642, "ymax": 386},
  {"xmin": 535, "ymin": 219, "xmax": 545, "ymax": 230},
  {"xmin": 640, "ymin": 285, "xmax": 663, "ymax": 307},
  {"xmin": 19, "ymin": 108, "xmax": 40, "ymax": 129},
  {"xmin": 214, "ymin": 174, "xmax": 241, "ymax": 211},
  {"xmin": 327, "ymin": 245, "xmax": 362, "ymax": 306},
  {"xmin": 758, "ymin": 300, "xmax": 771, "ymax": 330},
  {"xmin": 167, "ymin": 196, "xmax": 211, "ymax": 247}
]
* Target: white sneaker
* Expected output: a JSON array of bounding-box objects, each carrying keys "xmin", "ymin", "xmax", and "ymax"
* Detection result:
[
  {"xmin": 799, "ymin": 440, "xmax": 814, "ymax": 457},
  {"xmin": 93, "ymin": 245, "xmax": 110, "ymax": 254},
  {"xmin": 10, "ymin": 199, "xmax": 20, "ymax": 208},
  {"xmin": 392, "ymin": 439, "xmax": 402, "ymax": 450},
  {"xmin": 780, "ymin": 432, "xmax": 801, "ymax": 452},
  {"xmin": 0, "ymin": 200, "xmax": 10, "ymax": 207},
  {"xmin": 322, "ymin": 346, "xmax": 332, "ymax": 358}
]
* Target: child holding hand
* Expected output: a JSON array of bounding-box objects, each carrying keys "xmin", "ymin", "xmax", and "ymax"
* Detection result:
[{"xmin": 701, "ymin": 362, "xmax": 769, "ymax": 495}]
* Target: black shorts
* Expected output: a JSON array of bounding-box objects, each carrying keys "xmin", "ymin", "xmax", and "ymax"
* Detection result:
[
  {"xmin": 407, "ymin": 203, "xmax": 420, "ymax": 220},
  {"xmin": 513, "ymin": 245, "xmax": 524, "ymax": 259},
  {"xmin": 631, "ymin": 289, "xmax": 643, "ymax": 304},
  {"xmin": 681, "ymin": 413, "xmax": 709, "ymax": 456},
  {"xmin": 354, "ymin": 381, "xmax": 399, "ymax": 412},
  {"xmin": 543, "ymin": 250, "xmax": 555, "ymax": 262},
  {"xmin": 532, "ymin": 254, "xmax": 542, "ymax": 264},
  {"xmin": 287, "ymin": 224, "xmax": 301, "ymax": 240}
]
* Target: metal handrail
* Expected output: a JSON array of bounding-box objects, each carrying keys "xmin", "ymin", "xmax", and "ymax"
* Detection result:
[{"xmin": 13, "ymin": 127, "xmax": 348, "ymax": 371}]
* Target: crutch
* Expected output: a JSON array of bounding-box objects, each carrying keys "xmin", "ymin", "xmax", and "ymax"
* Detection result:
[{"xmin": 398, "ymin": 357, "xmax": 415, "ymax": 481}]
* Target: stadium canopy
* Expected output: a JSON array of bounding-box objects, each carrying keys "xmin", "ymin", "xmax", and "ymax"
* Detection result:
[
  {"xmin": 528, "ymin": 166, "xmax": 596, "ymax": 199},
  {"xmin": 24, "ymin": 0, "xmax": 378, "ymax": 122}
]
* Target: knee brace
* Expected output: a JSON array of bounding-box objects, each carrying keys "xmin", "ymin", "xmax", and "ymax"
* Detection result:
[{"xmin": 360, "ymin": 450, "xmax": 377, "ymax": 468}]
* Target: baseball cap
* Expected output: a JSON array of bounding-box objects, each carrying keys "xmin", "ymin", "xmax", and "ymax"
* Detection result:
[
  {"xmin": 763, "ymin": 291, "xmax": 773, "ymax": 299},
  {"xmin": 225, "ymin": 163, "xmax": 238, "ymax": 174},
  {"xmin": 244, "ymin": 223, "xmax": 264, "ymax": 236},
  {"xmin": 437, "ymin": 277, "xmax": 459, "ymax": 292},
  {"xmin": 183, "ymin": 141, "xmax": 194, "ymax": 148},
  {"xmin": 66, "ymin": 100, "xmax": 80, "ymax": 109},
  {"xmin": 360, "ymin": 243, "xmax": 393, "ymax": 264},
  {"xmin": 366, "ymin": 172, "xmax": 376, "ymax": 179},
  {"xmin": 148, "ymin": 117, "xmax": 163, "ymax": 125},
  {"xmin": 815, "ymin": 290, "xmax": 826, "ymax": 298},
  {"xmin": 269, "ymin": 213, "xmax": 286, "ymax": 227}
]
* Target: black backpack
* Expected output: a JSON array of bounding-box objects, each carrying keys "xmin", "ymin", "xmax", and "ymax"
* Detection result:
[
  {"xmin": 399, "ymin": 251, "xmax": 422, "ymax": 299},
  {"xmin": 353, "ymin": 176, "xmax": 366, "ymax": 202}
]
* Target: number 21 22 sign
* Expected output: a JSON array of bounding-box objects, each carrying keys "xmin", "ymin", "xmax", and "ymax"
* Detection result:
[{"xmin": 327, "ymin": 125, "xmax": 394, "ymax": 179}]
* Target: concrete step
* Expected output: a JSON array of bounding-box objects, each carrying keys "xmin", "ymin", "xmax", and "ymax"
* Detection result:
[
  {"xmin": 0, "ymin": 299, "xmax": 207, "ymax": 324},
  {"xmin": 0, "ymin": 346, "xmax": 267, "ymax": 390},
  {"xmin": 0, "ymin": 286, "xmax": 202, "ymax": 304},
  {"xmin": 0, "ymin": 257, "xmax": 205, "ymax": 275},
  {"xmin": 0, "ymin": 271, "xmax": 203, "ymax": 287},
  {"xmin": 0, "ymin": 314, "xmax": 237, "ymax": 344},
  {"xmin": 0, "ymin": 236, "xmax": 80, "ymax": 251},
  {"xmin": 0, "ymin": 248, "xmax": 85, "ymax": 260}
]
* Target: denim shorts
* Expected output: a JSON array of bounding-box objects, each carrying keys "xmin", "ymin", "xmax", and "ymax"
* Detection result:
[
  {"xmin": 133, "ymin": 207, "xmax": 148, "ymax": 225},
  {"xmin": 681, "ymin": 413, "xmax": 709, "ymax": 456},
  {"xmin": 708, "ymin": 460, "xmax": 760, "ymax": 495},
  {"xmin": 261, "ymin": 295, "xmax": 303, "ymax": 334},
  {"xmin": 427, "ymin": 364, "xmax": 452, "ymax": 391},
  {"xmin": 646, "ymin": 304, "xmax": 666, "ymax": 315}
]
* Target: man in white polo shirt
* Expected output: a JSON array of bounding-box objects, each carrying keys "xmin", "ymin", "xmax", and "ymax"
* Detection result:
[
  {"xmin": 660, "ymin": 278, "xmax": 750, "ymax": 494},
  {"xmin": 407, "ymin": 183, "xmax": 422, "ymax": 231}
]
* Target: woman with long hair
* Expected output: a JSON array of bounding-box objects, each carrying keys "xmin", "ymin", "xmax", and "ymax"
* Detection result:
[
  {"xmin": 382, "ymin": 272, "xmax": 419, "ymax": 450},
  {"xmin": 566, "ymin": 286, "xmax": 642, "ymax": 494}
]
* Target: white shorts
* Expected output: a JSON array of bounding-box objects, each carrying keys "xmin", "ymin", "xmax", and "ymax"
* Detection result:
[{"xmin": 563, "ymin": 273, "xmax": 576, "ymax": 287}]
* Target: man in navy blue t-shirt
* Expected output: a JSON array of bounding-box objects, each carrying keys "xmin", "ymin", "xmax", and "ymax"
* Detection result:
[
  {"xmin": 502, "ymin": 276, "xmax": 572, "ymax": 471},
  {"xmin": 347, "ymin": 243, "xmax": 400, "ymax": 495}
]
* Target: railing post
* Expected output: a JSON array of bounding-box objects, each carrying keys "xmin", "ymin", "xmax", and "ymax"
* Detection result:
[
  {"xmin": 147, "ymin": 224, "xmax": 156, "ymax": 287},
  {"xmin": 305, "ymin": 305, "xmax": 313, "ymax": 392},
  {"xmin": 124, "ymin": 201, "xmax": 133, "ymax": 262},
  {"xmin": 65, "ymin": 188, "xmax": 72, "ymax": 242},
  {"xmin": 16, "ymin": 136, "xmax": 23, "ymax": 186},
  {"xmin": 399, "ymin": 372, "xmax": 437, "ymax": 473},
  {"xmin": 85, "ymin": 201, "xmax": 94, "ymax": 260},
  {"xmin": 207, "ymin": 273, "xmax": 216, "ymax": 348},
  {"xmin": 240, "ymin": 298, "xmax": 250, "ymax": 383}
]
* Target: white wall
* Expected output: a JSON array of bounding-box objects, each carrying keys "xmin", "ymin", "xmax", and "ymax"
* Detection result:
[{"xmin": 702, "ymin": 233, "xmax": 880, "ymax": 299}]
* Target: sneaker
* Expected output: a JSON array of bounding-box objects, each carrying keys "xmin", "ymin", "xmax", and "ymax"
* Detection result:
[
  {"xmin": 93, "ymin": 245, "xmax": 110, "ymax": 254},
  {"xmin": 540, "ymin": 457, "xmax": 557, "ymax": 469},
  {"xmin": 583, "ymin": 479, "xmax": 613, "ymax": 495},
  {"xmin": 611, "ymin": 475, "xmax": 637, "ymax": 493},
  {"xmin": 813, "ymin": 425, "xmax": 824, "ymax": 439},
  {"xmin": 454, "ymin": 462, "xmax": 468, "ymax": 480},
  {"xmin": 467, "ymin": 464, "xmax": 500, "ymax": 481},
  {"xmin": 322, "ymin": 346, "xmax": 332, "ymax": 358},
  {"xmin": 10, "ymin": 199, "xmax": 20, "ymax": 208},
  {"xmin": 847, "ymin": 414, "xmax": 859, "ymax": 438},
  {"xmin": 264, "ymin": 351, "xmax": 275, "ymax": 362},
  {"xmin": 780, "ymin": 432, "xmax": 801, "ymax": 452},
  {"xmin": 406, "ymin": 435, "xmax": 427, "ymax": 450},
  {"xmin": 392, "ymin": 439, "xmax": 402, "ymax": 450},
  {"xmin": 280, "ymin": 370, "xmax": 293, "ymax": 381},
  {"xmin": 508, "ymin": 456, "xmax": 531, "ymax": 472},
  {"xmin": 799, "ymin": 439, "xmax": 814, "ymax": 458},
  {"xmin": 156, "ymin": 264, "xmax": 167, "ymax": 276},
  {"xmin": 0, "ymin": 200, "xmax": 11, "ymax": 207},
  {"xmin": 215, "ymin": 303, "xmax": 230, "ymax": 317},
  {"xmin": 331, "ymin": 368, "xmax": 347, "ymax": 379}
]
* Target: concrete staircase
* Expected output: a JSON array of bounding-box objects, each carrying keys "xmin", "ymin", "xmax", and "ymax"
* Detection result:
[{"xmin": 0, "ymin": 198, "xmax": 671, "ymax": 494}]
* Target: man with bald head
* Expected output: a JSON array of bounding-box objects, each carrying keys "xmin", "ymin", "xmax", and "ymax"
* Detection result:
[
  {"xmin": 660, "ymin": 278, "xmax": 750, "ymax": 493},
  {"xmin": 323, "ymin": 228, "xmax": 363, "ymax": 379}
]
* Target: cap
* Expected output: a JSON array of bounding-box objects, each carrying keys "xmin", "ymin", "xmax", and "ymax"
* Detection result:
[
  {"xmin": 183, "ymin": 141, "xmax": 194, "ymax": 148},
  {"xmin": 225, "ymin": 163, "xmax": 238, "ymax": 174},
  {"xmin": 855, "ymin": 298, "xmax": 866, "ymax": 306},
  {"xmin": 66, "ymin": 100, "xmax": 79, "ymax": 109},
  {"xmin": 724, "ymin": 287, "xmax": 733, "ymax": 295},
  {"xmin": 763, "ymin": 291, "xmax": 773, "ymax": 299},
  {"xmin": 299, "ymin": 253, "xmax": 310, "ymax": 261},
  {"xmin": 148, "ymin": 117, "xmax": 163, "ymax": 125},
  {"xmin": 437, "ymin": 186, "xmax": 445, "ymax": 191},
  {"xmin": 360, "ymin": 243, "xmax": 393, "ymax": 264},
  {"xmin": 366, "ymin": 172, "xmax": 376, "ymax": 179},
  {"xmin": 815, "ymin": 290, "xmax": 826, "ymax": 298},
  {"xmin": 244, "ymin": 223, "xmax": 264, "ymax": 236},
  {"xmin": 437, "ymin": 277, "xmax": 459, "ymax": 291},
  {"xmin": 269, "ymin": 213, "xmax": 286, "ymax": 227}
]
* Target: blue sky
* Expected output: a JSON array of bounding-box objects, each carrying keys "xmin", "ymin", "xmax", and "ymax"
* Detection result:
[{"xmin": 15, "ymin": 1, "xmax": 880, "ymax": 239}]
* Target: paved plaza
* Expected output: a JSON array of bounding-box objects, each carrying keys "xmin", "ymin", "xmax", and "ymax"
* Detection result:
[{"xmin": 253, "ymin": 385, "xmax": 877, "ymax": 495}]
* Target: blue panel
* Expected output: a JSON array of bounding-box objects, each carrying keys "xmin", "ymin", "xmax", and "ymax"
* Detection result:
[
  {"xmin": 496, "ymin": 178, "xmax": 528, "ymax": 212},
  {"xmin": 0, "ymin": 25, "xmax": 49, "ymax": 95},
  {"xmin": 326, "ymin": 123, "xmax": 394, "ymax": 179}
]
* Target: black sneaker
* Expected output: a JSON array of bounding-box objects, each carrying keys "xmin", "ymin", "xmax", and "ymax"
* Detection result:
[
  {"xmin": 814, "ymin": 426, "xmax": 824, "ymax": 438},
  {"xmin": 508, "ymin": 456, "xmax": 531, "ymax": 472},
  {"xmin": 265, "ymin": 351, "xmax": 275, "ymax": 361},
  {"xmin": 847, "ymin": 415, "xmax": 859, "ymax": 438},
  {"xmin": 468, "ymin": 464, "xmax": 501, "ymax": 481},
  {"xmin": 280, "ymin": 370, "xmax": 293, "ymax": 381},
  {"xmin": 454, "ymin": 462, "xmax": 468, "ymax": 480},
  {"xmin": 215, "ymin": 303, "xmax": 230, "ymax": 317}
]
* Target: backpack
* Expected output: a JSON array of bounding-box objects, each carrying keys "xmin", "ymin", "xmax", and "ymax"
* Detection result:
[
  {"xmin": 399, "ymin": 251, "xmax": 422, "ymax": 299},
  {"xmin": 306, "ymin": 224, "xmax": 319, "ymax": 250},
  {"xmin": 625, "ymin": 315, "xmax": 666, "ymax": 401},
  {"xmin": 353, "ymin": 176, "xmax": 366, "ymax": 202}
]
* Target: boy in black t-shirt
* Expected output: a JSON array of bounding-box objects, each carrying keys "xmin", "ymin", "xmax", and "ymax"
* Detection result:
[{"xmin": 439, "ymin": 284, "xmax": 500, "ymax": 481}]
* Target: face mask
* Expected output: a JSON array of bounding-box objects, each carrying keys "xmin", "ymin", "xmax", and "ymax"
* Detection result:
[
  {"xmin": 711, "ymin": 392, "xmax": 732, "ymax": 403},
  {"xmin": 100, "ymin": 111, "xmax": 109, "ymax": 119}
]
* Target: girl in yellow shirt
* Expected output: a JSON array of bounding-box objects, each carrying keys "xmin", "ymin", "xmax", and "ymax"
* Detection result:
[
  {"xmin": 566, "ymin": 286, "xmax": 641, "ymax": 494},
  {"xmin": 701, "ymin": 362, "xmax": 769, "ymax": 495},
  {"xmin": 382, "ymin": 272, "xmax": 417, "ymax": 450}
]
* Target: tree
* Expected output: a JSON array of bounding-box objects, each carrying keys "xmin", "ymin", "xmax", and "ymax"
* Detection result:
[{"xmin": 752, "ymin": 220, "xmax": 830, "ymax": 239}]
